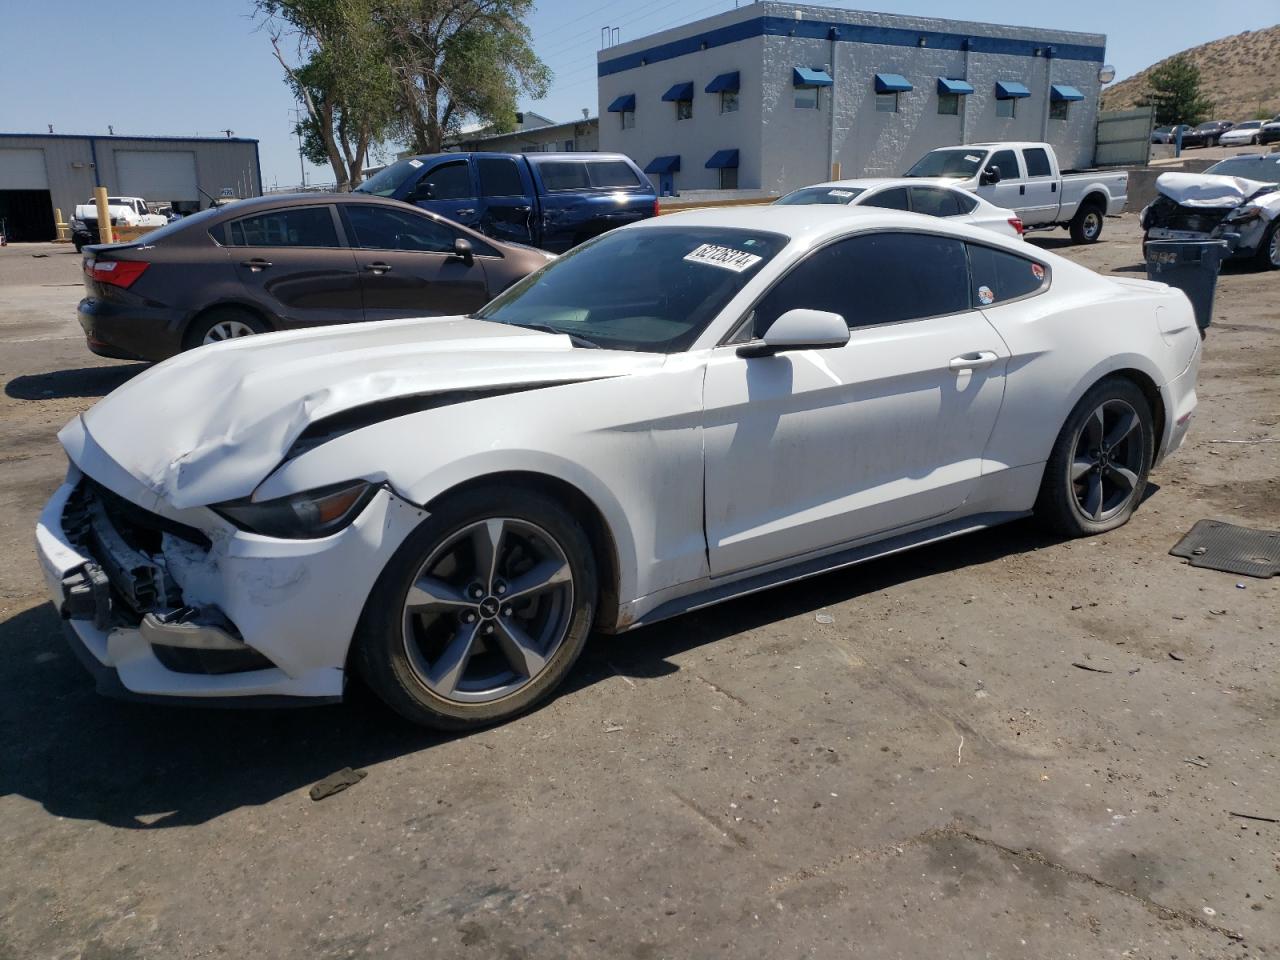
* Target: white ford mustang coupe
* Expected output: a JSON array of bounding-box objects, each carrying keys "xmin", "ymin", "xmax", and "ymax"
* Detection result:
[{"xmin": 37, "ymin": 206, "xmax": 1201, "ymax": 728}]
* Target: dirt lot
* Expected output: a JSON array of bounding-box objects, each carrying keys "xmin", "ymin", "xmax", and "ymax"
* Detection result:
[{"xmin": 0, "ymin": 220, "xmax": 1276, "ymax": 959}]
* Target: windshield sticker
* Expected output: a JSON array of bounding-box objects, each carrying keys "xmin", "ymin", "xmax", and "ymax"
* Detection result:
[
  {"xmin": 408, "ymin": 159, "xmax": 423, "ymax": 168},
  {"xmin": 1031, "ymin": 263, "xmax": 1045, "ymax": 282},
  {"xmin": 828, "ymin": 189, "xmax": 855, "ymax": 198},
  {"xmin": 964, "ymin": 154, "xmax": 982, "ymax": 163},
  {"xmin": 977, "ymin": 285, "xmax": 995, "ymax": 305},
  {"xmin": 683, "ymin": 243, "xmax": 763, "ymax": 273}
]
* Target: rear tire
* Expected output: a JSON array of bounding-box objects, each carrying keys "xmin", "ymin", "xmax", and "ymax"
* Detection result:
[
  {"xmin": 1035, "ymin": 377, "xmax": 1154, "ymax": 538},
  {"xmin": 183, "ymin": 307, "xmax": 267, "ymax": 350},
  {"xmin": 1069, "ymin": 202, "xmax": 1105, "ymax": 244},
  {"xmin": 354, "ymin": 484, "xmax": 598, "ymax": 730},
  {"xmin": 1255, "ymin": 221, "xmax": 1280, "ymax": 271}
]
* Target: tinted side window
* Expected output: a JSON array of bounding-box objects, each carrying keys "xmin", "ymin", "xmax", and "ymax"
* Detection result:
[
  {"xmin": 909, "ymin": 186, "xmax": 962, "ymax": 217},
  {"xmin": 587, "ymin": 160, "xmax": 642, "ymax": 188},
  {"xmin": 953, "ymin": 191, "xmax": 978, "ymax": 214},
  {"xmin": 344, "ymin": 205, "xmax": 456, "ymax": 253},
  {"xmin": 1023, "ymin": 148, "xmax": 1052, "ymax": 178},
  {"xmin": 227, "ymin": 207, "xmax": 339, "ymax": 247},
  {"xmin": 860, "ymin": 187, "xmax": 909, "ymax": 211},
  {"xmin": 754, "ymin": 233, "xmax": 970, "ymax": 334},
  {"xmin": 478, "ymin": 158, "xmax": 526, "ymax": 197},
  {"xmin": 537, "ymin": 161, "xmax": 591, "ymax": 191},
  {"xmin": 423, "ymin": 162, "xmax": 473, "ymax": 200},
  {"xmin": 989, "ymin": 149, "xmax": 1019, "ymax": 180},
  {"xmin": 968, "ymin": 243, "xmax": 1049, "ymax": 306}
]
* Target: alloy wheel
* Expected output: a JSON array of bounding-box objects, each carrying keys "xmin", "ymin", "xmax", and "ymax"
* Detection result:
[
  {"xmin": 400, "ymin": 518, "xmax": 574, "ymax": 704},
  {"xmin": 203, "ymin": 319, "xmax": 258, "ymax": 343},
  {"xmin": 1070, "ymin": 399, "xmax": 1145, "ymax": 522},
  {"xmin": 1269, "ymin": 228, "xmax": 1280, "ymax": 268}
]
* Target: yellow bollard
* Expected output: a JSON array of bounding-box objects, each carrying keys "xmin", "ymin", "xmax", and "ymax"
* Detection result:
[
  {"xmin": 831, "ymin": 161, "xmax": 841, "ymax": 181},
  {"xmin": 94, "ymin": 187, "xmax": 113, "ymax": 245}
]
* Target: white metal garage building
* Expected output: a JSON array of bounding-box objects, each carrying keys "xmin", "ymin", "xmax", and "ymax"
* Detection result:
[{"xmin": 0, "ymin": 133, "xmax": 261, "ymax": 241}]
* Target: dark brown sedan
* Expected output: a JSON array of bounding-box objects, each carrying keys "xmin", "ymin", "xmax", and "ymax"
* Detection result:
[{"xmin": 77, "ymin": 193, "xmax": 554, "ymax": 361}]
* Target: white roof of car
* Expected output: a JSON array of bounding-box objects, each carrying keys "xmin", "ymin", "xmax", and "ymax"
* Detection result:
[{"xmin": 797, "ymin": 176, "xmax": 965, "ymax": 191}]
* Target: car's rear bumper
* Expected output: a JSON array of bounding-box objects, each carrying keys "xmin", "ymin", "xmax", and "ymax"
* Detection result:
[{"xmin": 77, "ymin": 297, "xmax": 184, "ymax": 361}]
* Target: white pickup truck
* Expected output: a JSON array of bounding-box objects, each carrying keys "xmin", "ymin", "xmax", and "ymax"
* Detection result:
[
  {"xmin": 904, "ymin": 142, "xmax": 1128, "ymax": 244},
  {"xmin": 70, "ymin": 196, "xmax": 167, "ymax": 251}
]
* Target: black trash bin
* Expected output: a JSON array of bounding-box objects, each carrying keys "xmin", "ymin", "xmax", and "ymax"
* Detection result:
[{"xmin": 1144, "ymin": 239, "xmax": 1229, "ymax": 336}]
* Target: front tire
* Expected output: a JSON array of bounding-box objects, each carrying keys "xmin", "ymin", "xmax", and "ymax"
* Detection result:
[
  {"xmin": 354, "ymin": 485, "xmax": 598, "ymax": 730},
  {"xmin": 1255, "ymin": 220, "xmax": 1280, "ymax": 271},
  {"xmin": 1035, "ymin": 377, "xmax": 1154, "ymax": 538},
  {"xmin": 1069, "ymin": 203, "xmax": 1105, "ymax": 244}
]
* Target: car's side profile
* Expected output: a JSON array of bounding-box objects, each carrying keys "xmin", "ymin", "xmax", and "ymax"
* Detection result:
[
  {"xmin": 775, "ymin": 177, "xmax": 1023, "ymax": 238},
  {"xmin": 37, "ymin": 207, "xmax": 1201, "ymax": 729}
]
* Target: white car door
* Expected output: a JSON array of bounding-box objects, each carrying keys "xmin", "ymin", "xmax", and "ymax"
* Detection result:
[
  {"xmin": 1018, "ymin": 147, "xmax": 1059, "ymax": 226},
  {"xmin": 976, "ymin": 148, "xmax": 1024, "ymax": 215},
  {"xmin": 702, "ymin": 231, "xmax": 1010, "ymax": 578}
]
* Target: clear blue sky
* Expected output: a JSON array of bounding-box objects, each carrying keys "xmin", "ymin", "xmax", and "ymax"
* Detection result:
[{"xmin": 1, "ymin": 0, "xmax": 1275, "ymax": 187}]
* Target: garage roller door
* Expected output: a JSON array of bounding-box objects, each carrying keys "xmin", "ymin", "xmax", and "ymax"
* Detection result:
[
  {"xmin": 116, "ymin": 150, "xmax": 198, "ymax": 201},
  {"xmin": 0, "ymin": 148, "xmax": 50, "ymax": 189}
]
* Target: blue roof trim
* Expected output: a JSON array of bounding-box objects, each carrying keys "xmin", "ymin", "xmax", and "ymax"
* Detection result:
[
  {"xmin": 598, "ymin": 15, "xmax": 1105, "ymax": 77},
  {"xmin": 661, "ymin": 81, "xmax": 695, "ymax": 102},
  {"xmin": 874, "ymin": 73, "xmax": 913, "ymax": 93},
  {"xmin": 0, "ymin": 132, "xmax": 259, "ymax": 143},
  {"xmin": 606, "ymin": 93, "xmax": 636, "ymax": 112},
  {"xmin": 645, "ymin": 155, "xmax": 681, "ymax": 174},
  {"xmin": 793, "ymin": 67, "xmax": 833, "ymax": 87},
  {"xmin": 995, "ymin": 80, "xmax": 1031, "ymax": 99},
  {"xmin": 706, "ymin": 149, "xmax": 739, "ymax": 169},
  {"xmin": 1050, "ymin": 83, "xmax": 1085, "ymax": 101},
  {"xmin": 705, "ymin": 70, "xmax": 740, "ymax": 93},
  {"xmin": 937, "ymin": 77, "xmax": 974, "ymax": 95}
]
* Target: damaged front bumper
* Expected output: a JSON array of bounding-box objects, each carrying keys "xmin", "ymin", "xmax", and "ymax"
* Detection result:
[{"xmin": 36, "ymin": 464, "xmax": 425, "ymax": 705}]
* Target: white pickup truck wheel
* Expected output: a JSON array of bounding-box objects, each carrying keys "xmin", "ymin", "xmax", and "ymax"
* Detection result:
[{"xmin": 1070, "ymin": 203, "xmax": 1105, "ymax": 244}]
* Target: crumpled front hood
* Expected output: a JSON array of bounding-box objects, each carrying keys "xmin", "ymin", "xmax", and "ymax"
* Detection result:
[
  {"xmin": 65, "ymin": 316, "xmax": 659, "ymax": 509},
  {"xmin": 1154, "ymin": 172, "xmax": 1274, "ymax": 208}
]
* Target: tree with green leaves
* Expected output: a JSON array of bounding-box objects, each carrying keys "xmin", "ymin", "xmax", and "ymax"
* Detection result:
[
  {"xmin": 1140, "ymin": 55, "xmax": 1215, "ymax": 127},
  {"xmin": 381, "ymin": 0, "xmax": 551, "ymax": 154},
  {"xmin": 258, "ymin": 0, "xmax": 398, "ymax": 191}
]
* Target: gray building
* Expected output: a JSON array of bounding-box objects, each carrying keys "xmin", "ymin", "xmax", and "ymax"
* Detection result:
[
  {"xmin": 0, "ymin": 133, "xmax": 261, "ymax": 241},
  {"xmin": 448, "ymin": 113, "xmax": 600, "ymax": 154},
  {"xmin": 597, "ymin": 3, "xmax": 1106, "ymax": 196}
]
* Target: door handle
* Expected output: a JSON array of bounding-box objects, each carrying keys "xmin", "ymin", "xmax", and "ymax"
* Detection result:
[
  {"xmin": 949, "ymin": 351, "xmax": 999, "ymax": 371},
  {"xmin": 366, "ymin": 262, "xmax": 392, "ymax": 275},
  {"xmin": 455, "ymin": 208, "xmax": 475, "ymax": 217},
  {"xmin": 1019, "ymin": 185, "xmax": 1025, "ymax": 195},
  {"xmin": 513, "ymin": 205, "xmax": 532, "ymax": 213},
  {"xmin": 241, "ymin": 258, "xmax": 272, "ymax": 271},
  {"xmin": 1051, "ymin": 183, "xmax": 1058, "ymax": 193}
]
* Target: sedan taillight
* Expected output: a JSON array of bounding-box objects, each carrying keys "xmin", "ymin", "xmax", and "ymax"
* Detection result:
[
  {"xmin": 1008, "ymin": 217, "xmax": 1025, "ymax": 236},
  {"xmin": 85, "ymin": 259, "xmax": 149, "ymax": 289}
]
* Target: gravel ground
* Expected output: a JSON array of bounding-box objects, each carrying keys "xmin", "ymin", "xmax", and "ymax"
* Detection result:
[{"xmin": 0, "ymin": 219, "xmax": 1276, "ymax": 959}]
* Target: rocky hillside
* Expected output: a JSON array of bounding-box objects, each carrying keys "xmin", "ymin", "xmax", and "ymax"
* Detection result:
[{"xmin": 1101, "ymin": 24, "xmax": 1280, "ymax": 122}]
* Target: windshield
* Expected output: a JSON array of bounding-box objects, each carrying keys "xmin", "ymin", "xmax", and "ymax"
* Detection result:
[
  {"xmin": 1233, "ymin": 122, "xmax": 1262, "ymax": 130},
  {"xmin": 904, "ymin": 149, "xmax": 986, "ymax": 179},
  {"xmin": 1196, "ymin": 122, "xmax": 1222, "ymax": 131},
  {"xmin": 353, "ymin": 158, "xmax": 423, "ymax": 197},
  {"xmin": 775, "ymin": 186, "xmax": 866, "ymax": 205},
  {"xmin": 1205, "ymin": 156, "xmax": 1280, "ymax": 184},
  {"xmin": 476, "ymin": 226, "xmax": 788, "ymax": 353}
]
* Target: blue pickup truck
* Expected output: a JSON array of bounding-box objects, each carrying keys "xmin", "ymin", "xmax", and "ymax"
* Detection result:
[{"xmin": 353, "ymin": 152, "xmax": 657, "ymax": 253}]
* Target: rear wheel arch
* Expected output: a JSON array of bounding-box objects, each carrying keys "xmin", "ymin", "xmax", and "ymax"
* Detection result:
[
  {"xmin": 181, "ymin": 302, "xmax": 274, "ymax": 350},
  {"xmin": 1058, "ymin": 368, "xmax": 1165, "ymax": 461}
]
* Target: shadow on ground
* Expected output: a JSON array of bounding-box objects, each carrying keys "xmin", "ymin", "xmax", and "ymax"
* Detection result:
[
  {"xmin": 0, "ymin": 518, "xmax": 1069, "ymax": 831},
  {"xmin": 6, "ymin": 363, "xmax": 149, "ymax": 401}
]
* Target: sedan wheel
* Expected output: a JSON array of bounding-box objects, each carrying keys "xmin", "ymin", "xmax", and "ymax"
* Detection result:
[
  {"xmin": 184, "ymin": 307, "xmax": 268, "ymax": 351},
  {"xmin": 1035, "ymin": 377, "xmax": 1154, "ymax": 537},
  {"xmin": 203, "ymin": 318, "xmax": 258, "ymax": 344},
  {"xmin": 355, "ymin": 485, "xmax": 597, "ymax": 729}
]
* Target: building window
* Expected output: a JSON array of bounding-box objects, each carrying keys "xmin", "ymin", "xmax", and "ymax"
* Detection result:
[
  {"xmin": 876, "ymin": 92, "xmax": 899, "ymax": 113},
  {"xmin": 621, "ymin": 110, "xmax": 635, "ymax": 130},
  {"xmin": 676, "ymin": 99, "xmax": 693, "ymax": 121},
  {"xmin": 996, "ymin": 97, "xmax": 1016, "ymax": 119},
  {"xmin": 795, "ymin": 87, "xmax": 819, "ymax": 109},
  {"xmin": 720, "ymin": 90, "xmax": 739, "ymax": 113},
  {"xmin": 938, "ymin": 92, "xmax": 960, "ymax": 115},
  {"xmin": 1049, "ymin": 99, "xmax": 1069, "ymax": 121},
  {"xmin": 719, "ymin": 167, "xmax": 738, "ymax": 190}
]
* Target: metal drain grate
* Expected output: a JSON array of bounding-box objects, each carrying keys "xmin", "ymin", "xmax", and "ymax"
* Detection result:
[{"xmin": 1170, "ymin": 519, "xmax": 1280, "ymax": 579}]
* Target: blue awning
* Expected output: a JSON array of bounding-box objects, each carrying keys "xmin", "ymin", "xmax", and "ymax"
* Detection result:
[
  {"xmin": 644, "ymin": 155, "xmax": 681, "ymax": 174},
  {"xmin": 705, "ymin": 149, "xmax": 739, "ymax": 169},
  {"xmin": 1050, "ymin": 83, "xmax": 1085, "ymax": 102},
  {"xmin": 606, "ymin": 93, "xmax": 635, "ymax": 112},
  {"xmin": 793, "ymin": 67, "xmax": 833, "ymax": 88},
  {"xmin": 662, "ymin": 81, "xmax": 695, "ymax": 102},
  {"xmin": 705, "ymin": 71, "xmax": 740, "ymax": 93},
  {"xmin": 874, "ymin": 73, "xmax": 913, "ymax": 93},
  {"xmin": 936, "ymin": 77, "xmax": 974, "ymax": 95},
  {"xmin": 995, "ymin": 81, "xmax": 1031, "ymax": 99}
]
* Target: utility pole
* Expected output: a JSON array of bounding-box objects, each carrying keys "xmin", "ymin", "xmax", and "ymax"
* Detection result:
[{"xmin": 289, "ymin": 107, "xmax": 308, "ymax": 188}]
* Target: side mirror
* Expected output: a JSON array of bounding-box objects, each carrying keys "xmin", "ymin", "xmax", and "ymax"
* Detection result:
[
  {"xmin": 980, "ymin": 164, "xmax": 1002, "ymax": 186},
  {"xmin": 452, "ymin": 237, "xmax": 474, "ymax": 265},
  {"xmin": 738, "ymin": 309, "xmax": 849, "ymax": 358},
  {"xmin": 410, "ymin": 181, "xmax": 435, "ymax": 202}
]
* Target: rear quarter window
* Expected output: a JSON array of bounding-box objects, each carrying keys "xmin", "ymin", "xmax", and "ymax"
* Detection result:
[
  {"xmin": 536, "ymin": 161, "xmax": 591, "ymax": 192},
  {"xmin": 587, "ymin": 160, "xmax": 642, "ymax": 188},
  {"xmin": 968, "ymin": 243, "xmax": 1049, "ymax": 306}
]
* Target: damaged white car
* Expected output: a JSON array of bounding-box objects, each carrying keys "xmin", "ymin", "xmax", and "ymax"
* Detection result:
[
  {"xmin": 1141, "ymin": 155, "xmax": 1280, "ymax": 269},
  {"xmin": 37, "ymin": 206, "xmax": 1201, "ymax": 728}
]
